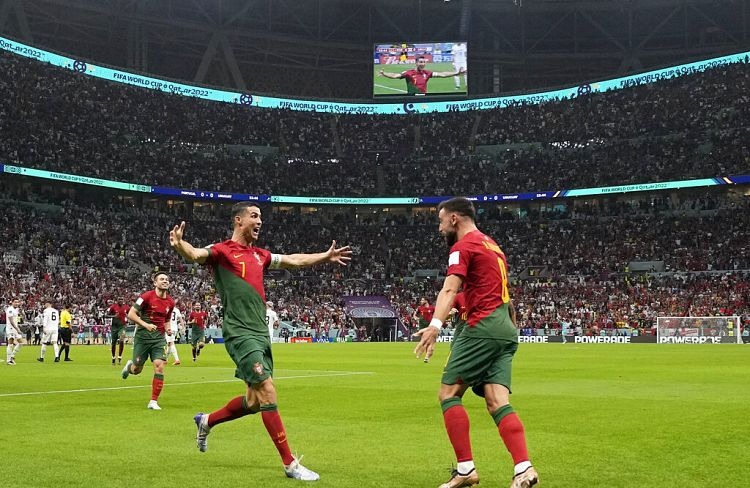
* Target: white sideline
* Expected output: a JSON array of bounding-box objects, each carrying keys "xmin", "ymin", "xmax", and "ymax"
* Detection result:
[
  {"xmin": 373, "ymin": 83, "xmax": 407, "ymax": 93},
  {"xmin": 0, "ymin": 371, "xmax": 374, "ymax": 398}
]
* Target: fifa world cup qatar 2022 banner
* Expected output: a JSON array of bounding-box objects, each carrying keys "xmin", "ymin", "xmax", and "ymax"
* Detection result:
[{"xmin": 342, "ymin": 296, "xmax": 397, "ymax": 318}]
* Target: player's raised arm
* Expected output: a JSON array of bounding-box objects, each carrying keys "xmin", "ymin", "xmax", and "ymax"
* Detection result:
[
  {"xmin": 169, "ymin": 221, "xmax": 209, "ymax": 264},
  {"xmin": 276, "ymin": 240, "xmax": 352, "ymax": 269},
  {"xmin": 379, "ymin": 69, "xmax": 404, "ymax": 79},
  {"xmin": 431, "ymin": 67, "xmax": 466, "ymax": 78}
]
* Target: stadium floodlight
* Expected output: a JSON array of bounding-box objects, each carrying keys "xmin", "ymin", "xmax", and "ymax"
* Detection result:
[{"xmin": 656, "ymin": 316, "xmax": 742, "ymax": 344}]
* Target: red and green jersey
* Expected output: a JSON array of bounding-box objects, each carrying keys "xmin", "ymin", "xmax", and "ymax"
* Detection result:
[
  {"xmin": 204, "ymin": 240, "xmax": 271, "ymax": 340},
  {"xmin": 107, "ymin": 303, "xmax": 128, "ymax": 326},
  {"xmin": 447, "ymin": 230, "xmax": 515, "ymax": 340},
  {"xmin": 416, "ymin": 304, "xmax": 435, "ymax": 326},
  {"xmin": 188, "ymin": 311, "xmax": 208, "ymax": 330},
  {"xmin": 402, "ymin": 69, "xmax": 433, "ymax": 94},
  {"xmin": 133, "ymin": 290, "xmax": 174, "ymax": 340}
]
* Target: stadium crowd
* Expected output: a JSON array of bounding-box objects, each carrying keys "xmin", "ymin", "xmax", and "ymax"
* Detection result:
[
  {"xmin": 0, "ymin": 47, "xmax": 749, "ymax": 340},
  {"xmin": 0, "ymin": 49, "xmax": 748, "ymax": 198},
  {"xmin": 1, "ymin": 188, "xmax": 748, "ymax": 339}
]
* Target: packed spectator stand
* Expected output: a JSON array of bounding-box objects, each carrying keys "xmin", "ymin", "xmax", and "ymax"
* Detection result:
[{"xmin": 0, "ymin": 48, "xmax": 748, "ymax": 340}]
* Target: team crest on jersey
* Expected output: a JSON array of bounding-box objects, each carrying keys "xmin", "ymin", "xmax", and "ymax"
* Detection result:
[
  {"xmin": 253, "ymin": 362, "xmax": 264, "ymax": 376},
  {"xmin": 253, "ymin": 252, "xmax": 263, "ymax": 266}
]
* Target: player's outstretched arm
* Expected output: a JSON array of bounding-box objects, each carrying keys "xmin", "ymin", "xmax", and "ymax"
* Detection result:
[
  {"xmin": 169, "ymin": 221, "xmax": 209, "ymax": 264},
  {"xmin": 432, "ymin": 67, "xmax": 466, "ymax": 78},
  {"xmin": 413, "ymin": 274, "xmax": 463, "ymax": 360},
  {"xmin": 379, "ymin": 70, "xmax": 404, "ymax": 79},
  {"xmin": 278, "ymin": 240, "xmax": 352, "ymax": 269}
]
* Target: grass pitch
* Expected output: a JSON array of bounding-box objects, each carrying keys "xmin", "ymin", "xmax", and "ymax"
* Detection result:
[
  {"xmin": 374, "ymin": 62, "xmax": 466, "ymax": 96},
  {"xmin": 1, "ymin": 342, "xmax": 747, "ymax": 487}
]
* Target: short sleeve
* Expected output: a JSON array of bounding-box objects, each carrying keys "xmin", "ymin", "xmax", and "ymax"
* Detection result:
[
  {"xmin": 203, "ymin": 243, "xmax": 218, "ymax": 266},
  {"xmin": 133, "ymin": 293, "xmax": 148, "ymax": 312},
  {"xmin": 446, "ymin": 245, "xmax": 469, "ymax": 279}
]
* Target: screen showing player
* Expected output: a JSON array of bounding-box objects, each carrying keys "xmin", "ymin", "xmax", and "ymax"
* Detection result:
[{"xmin": 373, "ymin": 41, "xmax": 468, "ymax": 97}]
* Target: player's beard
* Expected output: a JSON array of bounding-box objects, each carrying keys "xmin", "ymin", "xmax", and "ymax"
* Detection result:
[{"xmin": 444, "ymin": 229, "xmax": 458, "ymax": 247}]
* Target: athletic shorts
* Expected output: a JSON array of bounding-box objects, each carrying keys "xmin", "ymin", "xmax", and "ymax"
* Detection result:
[
  {"xmin": 132, "ymin": 337, "xmax": 167, "ymax": 367},
  {"xmin": 111, "ymin": 326, "xmax": 125, "ymax": 343},
  {"xmin": 441, "ymin": 335, "xmax": 518, "ymax": 394},
  {"xmin": 191, "ymin": 327, "xmax": 206, "ymax": 346},
  {"xmin": 5, "ymin": 328, "xmax": 20, "ymax": 341},
  {"xmin": 60, "ymin": 328, "xmax": 72, "ymax": 343},
  {"xmin": 41, "ymin": 330, "xmax": 58, "ymax": 344},
  {"xmin": 224, "ymin": 334, "xmax": 273, "ymax": 385}
]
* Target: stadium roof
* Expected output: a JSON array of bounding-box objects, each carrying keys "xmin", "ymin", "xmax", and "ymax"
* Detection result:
[{"xmin": 1, "ymin": 0, "xmax": 748, "ymax": 99}]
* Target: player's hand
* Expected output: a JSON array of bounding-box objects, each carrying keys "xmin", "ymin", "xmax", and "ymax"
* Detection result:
[
  {"xmin": 326, "ymin": 240, "xmax": 353, "ymax": 266},
  {"xmin": 458, "ymin": 67, "xmax": 466, "ymax": 74},
  {"xmin": 144, "ymin": 324, "xmax": 157, "ymax": 332},
  {"xmin": 378, "ymin": 69, "xmax": 385, "ymax": 76},
  {"xmin": 169, "ymin": 221, "xmax": 186, "ymax": 248},
  {"xmin": 413, "ymin": 326, "xmax": 439, "ymax": 362}
]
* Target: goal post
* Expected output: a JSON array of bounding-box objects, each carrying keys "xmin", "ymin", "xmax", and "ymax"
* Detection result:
[{"xmin": 656, "ymin": 316, "xmax": 742, "ymax": 344}]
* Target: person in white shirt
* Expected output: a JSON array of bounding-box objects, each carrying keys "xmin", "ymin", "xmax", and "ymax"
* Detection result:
[
  {"xmin": 5, "ymin": 299, "xmax": 23, "ymax": 365},
  {"xmin": 38, "ymin": 302, "xmax": 60, "ymax": 362},
  {"xmin": 167, "ymin": 303, "xmax": 185, "ymax": 365},
  {"xmin": 265, "ymin": 302, "xmax": 279, "ymax": 343},
  {"xmin": 452, "ymin": 42, "xmax": 468, "ymax": 89}
]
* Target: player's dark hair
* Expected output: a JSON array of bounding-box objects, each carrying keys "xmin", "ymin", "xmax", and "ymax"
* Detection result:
[
  {"xmin": 416, "ymin": 55, "xmax": 426, "ymax": 61},
  {"xmin": 152, "ymin": 271, "xmax": 169, "ymax": 282},
  {"xmin": 437, "ymin": 197, "xmax": 476, "ymax": 221},
  {"xmin": 230, "ymin": 202, "xmax": 261, "ymax": 223}
]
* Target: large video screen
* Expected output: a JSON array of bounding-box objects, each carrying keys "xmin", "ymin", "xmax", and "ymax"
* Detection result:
[{"xmin": 373, "ymin": 42, "xmax": 467, "ymax": 97}]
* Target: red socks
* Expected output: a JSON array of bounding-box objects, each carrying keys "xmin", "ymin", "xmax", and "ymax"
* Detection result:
[
  {"xmin": 151, "ymin": 374, "xmax": 164, "ymax": 401},
  {"xmin": 497, "ymin": 411, "xmax": 529, "ymax": 464},
  {"xmin": 261, "ymin": 405, "xmax": 294, "ymax": 465},
  {"xmin": 441, "ymin": 398, "xmax": 473, "ymax": 462},
  {"xmin": 208, "ymin": 396, "xmax": 255, "ymax": 427}
]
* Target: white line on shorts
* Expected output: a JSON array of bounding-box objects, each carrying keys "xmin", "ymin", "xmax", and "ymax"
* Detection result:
[{"xmin": 0, "ymin": 371, "xmax": 374, "ymax": 398}]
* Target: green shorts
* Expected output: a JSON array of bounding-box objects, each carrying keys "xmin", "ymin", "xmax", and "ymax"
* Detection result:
[
  {"xmin": 191, "ymin": 326, "xmax": 206, "ymax": 346},
  {"xmin": 224, "ymin": 334, "xmax": 273, "ymax": 385},
  {"xmin": 132, "ymin": 337, "xmax": 167, "ymax": 367},
  {"xmin": 441, "ymin": 335, "xmax": 518, "ymax": 394},
  {"xmin": 111, "ymin": 325, "xmax": 125, "ymax": 343}
]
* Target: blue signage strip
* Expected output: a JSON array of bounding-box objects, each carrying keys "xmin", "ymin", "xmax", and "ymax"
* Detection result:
[
  {"xmin": 3, "ymin": 163, "xmax": 747, "ymax": 205},
  {"xmin": 151, "ymin": 186, "xmax": 269, "ymax": 202},
  {"xmin": 1, "ymin": 35, "xmax": 748, "ymax": 114}
]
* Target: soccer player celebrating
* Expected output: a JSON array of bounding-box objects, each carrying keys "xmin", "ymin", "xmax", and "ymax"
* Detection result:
[
  {"xmin": 106, "ymin": 297, "xmax": 129, "ymax": 365},
  {"xmin": 379, "ymin": 55, "xmax": 465, "ymax": 95},
  {"xmin": 413, "ymin": 197, "xmax": 538, "ymax": 488},
  {"xmin": 121, "ymin": 272, "xmax": 175, "ymax": 411},
  {"xmin": 5, "ymin": 299, "xmax": 23, "ymax": 365},
  {"xmin": 413, "ymin": 297, "xmax": 435, "ymax": 361},
  {"xmin": 169, "ymin": 202, "xmax": 351, "ymax": 481},
  {"xmin": 188, "ymin": 302, "xmax": 208, "ymax": 362},
  {"xmin": 38, "ymin": 301, "xmax": 60, "ymax": 362}
]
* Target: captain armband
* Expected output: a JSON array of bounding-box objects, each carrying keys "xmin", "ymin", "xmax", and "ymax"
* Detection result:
[{"xmin": 269, "ymin": 254, "xmax": 282, "ymax": 269}]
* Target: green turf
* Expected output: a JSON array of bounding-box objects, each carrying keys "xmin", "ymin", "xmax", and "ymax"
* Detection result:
[
  {"xmin": 1, "ymin": 342, "xmax": 748, "ymax": 487},
  {"xmin": 374, "ymin": 62, "xmax": 466, "ymax": 96}
]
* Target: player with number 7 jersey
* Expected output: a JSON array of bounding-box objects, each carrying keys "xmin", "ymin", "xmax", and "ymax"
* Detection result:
[{"xmin": 169, "ymin": 202, "xmax": 352, "ymax": 481}]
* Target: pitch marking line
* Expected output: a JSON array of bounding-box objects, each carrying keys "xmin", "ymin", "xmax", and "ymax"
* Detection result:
[
  {"xmin": 0, "ymin": 371, "xmax": 374, "ymax": 398},
  {"xmin": 373, "ymin": 83, "xmax": 407, "ymax": 93}
]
